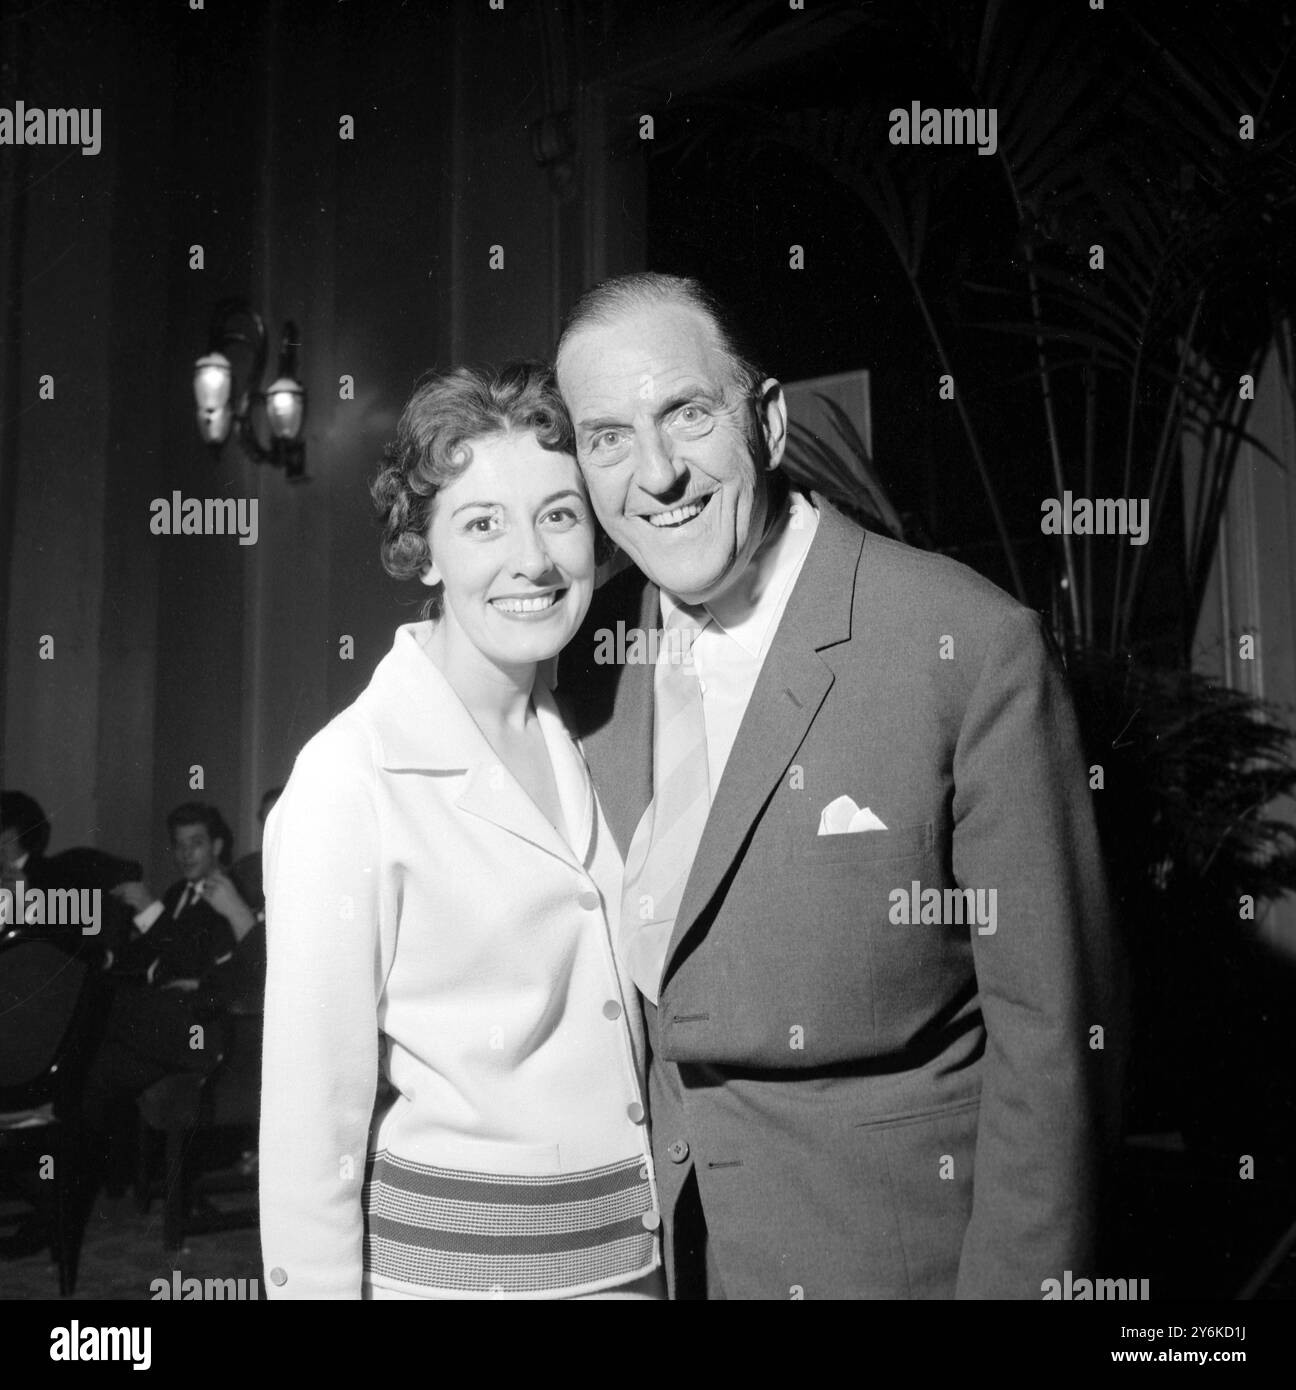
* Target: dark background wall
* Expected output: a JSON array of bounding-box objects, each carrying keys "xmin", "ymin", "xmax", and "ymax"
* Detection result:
[
  {"xmin": 1, "ymin": 0, "xmax": 607, "ymax": 887},
  {"xmin": 0, "ymin": 0, "xmax": 1270, "ymax": 888}
]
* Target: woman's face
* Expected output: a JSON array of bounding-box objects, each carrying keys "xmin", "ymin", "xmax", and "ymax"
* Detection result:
[{"xmin": 422, "ymin": 431, "xmax": 596, "ymax": 671}]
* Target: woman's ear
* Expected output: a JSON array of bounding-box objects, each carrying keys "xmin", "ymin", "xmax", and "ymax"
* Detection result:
[{"xmin": 419, "ymin": 558, "xmax": 441, "ymax": 588}]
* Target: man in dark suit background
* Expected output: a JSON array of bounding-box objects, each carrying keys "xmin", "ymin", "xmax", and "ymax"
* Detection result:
[
  {"xmin": 84, "ymin": 802, "xmax": 255, "ymax": 1133},
  {"xmin": 555, "ymin": 273, "xmax": 1125, "ymax": 1299},
  {"xmin": 0, "ymin": 790, "xmax": 53, "ymax": 899}
]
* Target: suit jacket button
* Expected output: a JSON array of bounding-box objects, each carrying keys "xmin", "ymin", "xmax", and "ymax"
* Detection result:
[
  {"xmin": 269, "ymin": 1267, "xmax": 287, "ymax": 1287},
  {"xmin": 626, "ymin": 1101, "xmax": 645, "ymax": 1124},
  {"xmin": 666, "ymin": 1139, "xmax": 689, "ymax": 1163},
  {"xmin": 577, "ymin": 890, "xmax": 601, "ymax": 911},
  {"xmin": 602, "ymin": 999, "xmax": 622, "ymax": 1020}
]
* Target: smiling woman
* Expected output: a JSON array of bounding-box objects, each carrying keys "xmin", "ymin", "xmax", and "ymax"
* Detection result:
[
  {"xmin": 372, "ymin": 361, "xmax": 577, "ymax": 620},
  {"xmin": 258, "ymin": 361, "xmax": 664, "ymax": 1300}
]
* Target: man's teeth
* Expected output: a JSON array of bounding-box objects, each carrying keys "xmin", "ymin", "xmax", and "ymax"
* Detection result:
[
  {"xmin": 647, "ymin": 499, "xmax": 708, "ymax": 527},
  {"xmin": 491, "ymin": 592, "xmax": 559, "ymax": 613}
]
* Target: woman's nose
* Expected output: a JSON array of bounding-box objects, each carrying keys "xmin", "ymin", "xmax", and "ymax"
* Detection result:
[{"xmin": 511, "ymin": 528, "xmax": 554, "ymax": 579}]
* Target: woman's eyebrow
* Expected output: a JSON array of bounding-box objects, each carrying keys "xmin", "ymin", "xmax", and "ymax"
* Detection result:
[
  {"xmin": 450, "ymin": 499, "xmax": 501, "ymax": 516},
  {"xmin": 537, "ymin": 489, "xmax": 584, "ymax": 508}
]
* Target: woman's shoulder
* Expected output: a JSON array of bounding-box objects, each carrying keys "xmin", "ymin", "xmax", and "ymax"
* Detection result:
[{"xmin": 288, "ymin": 701, "xmax": 384, "ymax": 785}]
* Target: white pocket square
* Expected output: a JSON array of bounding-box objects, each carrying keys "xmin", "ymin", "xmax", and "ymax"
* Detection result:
[{"xmin": 816, "ymin": 795, "xmax": 888, "ymax": 835}]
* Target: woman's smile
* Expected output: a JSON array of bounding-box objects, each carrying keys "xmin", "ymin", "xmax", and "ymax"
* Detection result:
[{"xmin": 488, "ymin": 587, "xmax": 568, "ymax": 619}]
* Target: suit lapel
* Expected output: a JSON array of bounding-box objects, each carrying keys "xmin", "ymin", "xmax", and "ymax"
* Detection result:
[
  {"xmin": 662, "ymin": 501, "xmax": 864, "ymax": 987},
  {"xmin": 562, "ymin": 573, "xmax": 658, "ymax": 858}
]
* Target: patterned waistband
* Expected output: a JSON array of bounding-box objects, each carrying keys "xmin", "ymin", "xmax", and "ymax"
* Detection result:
[{"xmin": 362, "ymin": 1149, "xmax": 656, "ymax": 1295}]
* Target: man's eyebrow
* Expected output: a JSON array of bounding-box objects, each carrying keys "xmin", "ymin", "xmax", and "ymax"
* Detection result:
[
  {"xmin": 576, "ymin": 385, "xmax": 724, "ymax": 434},
  {"xmin": 655, "ymin": 387, "xmax": 723, "ymax": 416},
  {"xmin": 575, "ymin": 414, "xmax": 626, "ymax": 435}
]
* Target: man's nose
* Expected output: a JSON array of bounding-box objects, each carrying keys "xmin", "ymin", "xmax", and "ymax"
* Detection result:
[{"xmin": 631, "ymin": 422, "xmax": 687, "ymax": 494}]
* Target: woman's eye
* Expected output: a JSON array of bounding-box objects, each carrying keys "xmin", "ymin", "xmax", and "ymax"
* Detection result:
[
  {"xmin": 542, "ymin": 507, "xmax": 581, "ymax": 528},
  {"xmin": 465, "ymin": 515, "xmax": 499, "ymax": 534}
]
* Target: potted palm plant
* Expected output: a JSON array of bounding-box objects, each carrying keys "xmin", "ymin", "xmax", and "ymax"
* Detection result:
[{"xmin": 650, "ymin": 0, "xmax": 1296, "ymax": 1150}]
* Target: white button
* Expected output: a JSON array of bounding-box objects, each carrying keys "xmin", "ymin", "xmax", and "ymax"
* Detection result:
[
  {"xmin": 641, "ymin": 1210, "xmax": 661, "ymax": 1231},
  {"xmin": 577, "ymin": 890, "xmax": 600, "ymax": 911}
]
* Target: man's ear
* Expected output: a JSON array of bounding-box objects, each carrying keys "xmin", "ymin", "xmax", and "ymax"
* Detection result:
[
  {"xmin": 212, "ymin": 838, "xmax": 225, "ymax": 864},
  {"xmin": 757, "ymin": 378, "xmax": 788, "ymax": 471}
]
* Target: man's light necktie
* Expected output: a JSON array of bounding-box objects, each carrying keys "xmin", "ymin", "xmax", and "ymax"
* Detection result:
[
  {"xmin": 620, "ymin": 603, "xmax": 711, "ymax": 1004},
  {"xmin": 173, "ymin": 880, "xmax": 202, "ymax": 918}
]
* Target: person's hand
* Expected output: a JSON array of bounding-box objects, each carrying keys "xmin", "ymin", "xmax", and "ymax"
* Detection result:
[
  {"xmin": 200, "ymin": 871, "xmax": 256, "ymax": 936},
  {"xmin": 160, "ymin": 977, "xmax": 200, "ymax": 992},
  {"xmin": 111, "ymin": 881, "xmax": 156, "ymax": 913}
]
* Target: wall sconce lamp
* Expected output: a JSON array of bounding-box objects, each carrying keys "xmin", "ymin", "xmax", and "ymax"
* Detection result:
[{"xmin": 194, "ymin": 298, "xmax": 307, "ymax": 480}]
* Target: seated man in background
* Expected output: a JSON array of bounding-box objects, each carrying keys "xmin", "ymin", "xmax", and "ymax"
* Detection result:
[
  {"xmin": 77, "ymin": 803, "xmax": 255, "ymax": 1174},
  {"xmin": 0, "ymin": 790, "xmax": 53, "ymax": 900},
  {"xmin": 2, "ymin": 790, "xmax": 142, "ymax": 960}
]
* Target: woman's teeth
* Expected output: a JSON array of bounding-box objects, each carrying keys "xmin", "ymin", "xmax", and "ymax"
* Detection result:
[
  {"xmin": 491, "ymin": 592, "xmax": 559, "ymax": 614},
  {"xmin": 647, "ymin": 497, "xmax": 709, "ymax": 528}
]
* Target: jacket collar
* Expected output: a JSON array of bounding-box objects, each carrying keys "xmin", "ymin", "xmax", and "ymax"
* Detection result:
[
  {"xmin": 363, "ymin": 623, "xmax": 596, "ymax": 869},
  {"xmin": 658, "ymin": 494, "xmax": 862, "ymax": 983}
]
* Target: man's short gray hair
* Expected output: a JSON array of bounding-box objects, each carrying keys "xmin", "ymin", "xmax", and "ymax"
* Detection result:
[{"xmin": 555, "ymin": 272, "xmax": 765, "ymax": 398}]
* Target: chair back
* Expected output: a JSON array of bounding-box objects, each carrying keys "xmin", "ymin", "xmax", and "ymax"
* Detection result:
[{"xmin": 0, "ymin": 934, "xmax": 90, "ymax": 1102}]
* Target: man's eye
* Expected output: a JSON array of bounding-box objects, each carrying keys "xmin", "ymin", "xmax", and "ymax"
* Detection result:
[
  {"xmin": 592, "ymin": 430, "xmax": 622, "ymax": 450},
  {"xmin": 671, "ymin": 404, "xmax": 712, "ymax": 431}
]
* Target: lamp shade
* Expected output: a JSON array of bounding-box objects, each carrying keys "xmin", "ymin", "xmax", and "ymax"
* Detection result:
[
  {"xmin": 194, "ymin": 352, "xmax": 234, "ymax": 444},
  {"xmin": 265, "ymin": 375, "xmax": 306, "ymax": 441}
]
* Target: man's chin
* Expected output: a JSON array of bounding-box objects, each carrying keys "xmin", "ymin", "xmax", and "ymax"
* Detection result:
[{"xmin": 640, "ymin": 562, "xmax": 730, "ymax": 605}]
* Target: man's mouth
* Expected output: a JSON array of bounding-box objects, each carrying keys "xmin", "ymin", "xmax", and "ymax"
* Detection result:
[
  {"xmin": 489, "ymin": 588, "xmax": 565, "ymax": 617},
  {"xmin": 643, "ymin": 493, "xmax": 715, "ymax": 529}
]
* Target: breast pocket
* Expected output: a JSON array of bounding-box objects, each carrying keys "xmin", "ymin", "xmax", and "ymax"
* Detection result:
[{"xmin": 795, "ymin": 820, "xmax": 934, "ymax": 867}]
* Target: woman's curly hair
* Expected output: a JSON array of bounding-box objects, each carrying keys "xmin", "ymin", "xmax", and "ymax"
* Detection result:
[{"xmin": 371, "ymin": 361, "xmax": 577, "ymax": 620}]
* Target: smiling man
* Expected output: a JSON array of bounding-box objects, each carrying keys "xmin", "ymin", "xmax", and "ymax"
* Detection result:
[{"xmin": 555, "ymin": 272, "xmax": 1125, "ymax": 1300}]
